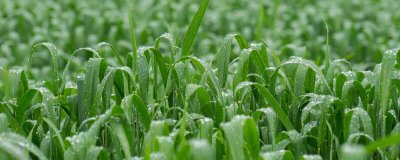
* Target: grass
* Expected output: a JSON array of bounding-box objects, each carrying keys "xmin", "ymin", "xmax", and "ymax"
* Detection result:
[{"xmin": 1, "ymin": 0, "xmax": 400, "ymax": 159}]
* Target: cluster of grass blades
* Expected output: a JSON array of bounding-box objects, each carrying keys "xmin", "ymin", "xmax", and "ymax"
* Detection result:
[
  {"xmin": 2, "ymin": 0, "xmax": 400, "ymax": 67},
  {"xmin": 1, "ymin": 0, "xmax": 400, "ymax": 159}
]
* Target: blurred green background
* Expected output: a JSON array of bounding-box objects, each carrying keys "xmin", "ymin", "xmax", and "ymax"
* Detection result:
[{"xmin": 1, "ymin": 0, "xmax": 399, "ymax": 68}]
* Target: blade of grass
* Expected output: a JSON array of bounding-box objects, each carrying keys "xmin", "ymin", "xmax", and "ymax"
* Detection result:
[
  {"xmin": 181, "ymin": 0, "xmax": 210, "ymax": 57},
  {"xmin": 129, "ymin": 11, "xmax": 138, "ymax": 75},
  {"xmin": 366, "ymin": 133, "xmax": 400, "ymax": 153},
  {"xmin": 216, "ymin": 34, "xmax": 248, "ymax": 87},
  {"xmin": 0, "ymin": 132, "xmax": 48, "ymax": 160},
  {"xmin": 378, "ymin": 48, "xmax": 398, "ymax": 137},
  {"xmin": 321, "ymin": 16, "xmax": 330, "ymax": 73},
  {"xmin": 43, "ymin": 118, "xmax": 65, "ymax": 152},
  {"xmin": 29, "ymin": 42, "xmax": 59, "ymax": 95},
  {"xmin": 235, "ymin": 82, "xmax": 295, "ymax": 130},
  {"xmin": 109, "ymin": 120, "xmax": 131, "ymax": 160}
]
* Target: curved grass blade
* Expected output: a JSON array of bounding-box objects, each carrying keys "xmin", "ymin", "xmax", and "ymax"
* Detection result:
[
  {"xmin": 282, "ymin": 57, "xmax": 332, "ymax": 94},
  {"xmin": 61, "ymin": 47, "xmax": 101, "ymax": 92},
  {"xmin": 154, "ymin": 33, "xmax": 177, "ymax": 62},
  {"xmin": 343, "ymin": 107, "xmax": 373, "ymax": 141},
  {"xmin": 185, "ymin": 84, "xmax": 213, "ymax": 117},
  {"xmin": 216, "ymin": 34, "xmax": 248, "ymax": 87},
  {"xmin": 123, "ymin": 94, "xmax": 151, "ymax": 131},
  {"xmin": 275, "ymin": 130, "xmax": 305, "ymax": 157},
  {"xmin": 253, "ymin": 108, "xmax": 277, "ymax": 144},
  {"xmin": 96, "ymin": 42, "xmax": 125, "ymax": 66},
  {"xmin": 84, "ymin": 58, "xmax": 104, "ymax": 118},
  {"xmin": 29, "ymin": 42, "xmax": 59, "ymax": 94}
]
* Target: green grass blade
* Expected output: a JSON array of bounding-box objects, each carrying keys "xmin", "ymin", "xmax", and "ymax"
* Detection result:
[
  {"xmin": 129, "ymin": 12, "xmax": 138, "ymax": 75},
  {"xmin": 4, "ymin": 68, "xmax": 28, "ymax": 100},
  {"xmin": 243, "ymin": 118, "xmax": 261, "ymax": 160},
  {"xmin": 83, "ymin": 58, "xmax": 104, "ymax": 117},
  {"xmin": 0, "ymin": 103, "xmax": 26, "ymax": 135},
  {"xmin": 96, "ymin": 42, "xmax": 125, "ymax": 66},
  {"xmin": 137, "ymin": 48, "xmax": 150, "ymax": 102},
  {"xmin": 131, "ymin": 95, "xmax": 151, "ymax": 131},
  {"xmin": 144, "ymin": 121, "xmax": 169, "ymax": 159},
  {"xmin": 76, "ymin": 75, "xmax": 85, "ymax": 126},
  {"xmin": 366, "ymin": 133, "xmax": 400, "ymax": 153},
  {"xmin": 378, "ymin": 49, "xmax": 398, "ymax": 137},
  {"xmin": 109, "ymin": 120, "xmax": 131, "ymax": 160},
  {"xmin": 321, "ymin": 16, "xmax": 330, "ymax": 73},
  {"xmin": 235, "ymin": 82, "xmax": 295, "ymax": 130},
  {"xmin": 253, "ymin": 108, "xmax": 277, "ymax": 144},
  {"xmin": 198, "ymin": 118, "xmax": 213, "ymax": 142},
  {"xmin": 282, "ymin": 57, "xmax": 332, "ymax": 94},
  {"xmin": 29, "ymin": 42, "xmax": 59, "ymax": 94},
  {"xmin": 43, "ymin": 118, "xmax": 65, "ymax": 152},
  {"xmin": 152, "ymin": 48, "xmax": 169, "ymax": 87},
  {"xmin": 233, "ymin": 49, "xmax": 250, "ymax": 89},
  {"xmin": 0, "ymin": 132, "xmax": 48, "ymax": 160},
  {"xmin": 15, "ymin": 89, "xmax": 41, "ymax": 123},
  {"xmin": 216, "ymin": 34, "xmax": 248, "ymax": 87},
  {"xmin": 185, "ymin": 84, "xmax": 213, "ymax": 117},
  {"xmin": 221, "ymin": 116, "xmax": 247, "ymax": 160},
  {"xmin": 0, "ymin": 141, "xmax": 27, "ymax": 160},
  {"xmin": 181, "ymin": 0, "xmax": 210, "ymax": 57},
  {"xmin": 0, "ymin": 113, "xmax": 9, "ymax": 133}
]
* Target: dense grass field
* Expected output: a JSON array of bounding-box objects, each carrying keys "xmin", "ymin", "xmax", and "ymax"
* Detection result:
[{"xmin": 1, "ymin": 0, "xmax": 400, "ymax": 159}]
